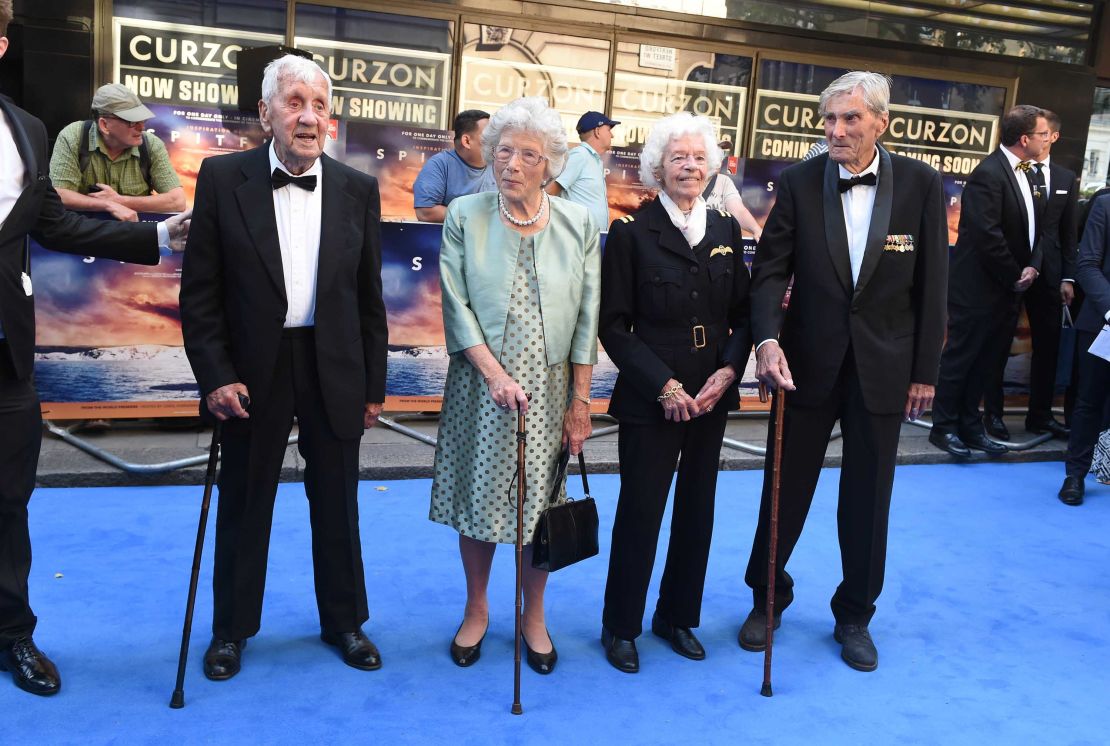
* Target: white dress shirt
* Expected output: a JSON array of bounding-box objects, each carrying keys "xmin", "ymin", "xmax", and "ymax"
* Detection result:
[
  {"xmin": 659, "ymin": 189, "xmax": 707, "ymax": 248},
  {"xmin": 999, "ymin": 145, "xmax": 1037, "ymax": 251},
  {"xmin": 839, "ymin": 150, "xmax": 880, "ymax": 286},
  {"xmin": 0, "ymin": 108, "xmax": 29, "ymax": 339},
  {"xmin": 268, "ymin": 143, "xmax": 322, "ymax": 328}
]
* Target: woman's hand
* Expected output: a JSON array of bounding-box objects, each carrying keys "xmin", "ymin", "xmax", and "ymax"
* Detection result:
[
  {"xmin": 659, "ymin": 378, "xmax": 701, "ymax": 421},
  {"xmin": 562, "ymin": 400, "xmax": 592, "ymax": 455},
  {"xmin": 693, "ymin": 365, "xmax": 738, "ymax": 415},
  {"xmin": 487, "ymin": 372, "xmax": 529, "ymax": 413}
]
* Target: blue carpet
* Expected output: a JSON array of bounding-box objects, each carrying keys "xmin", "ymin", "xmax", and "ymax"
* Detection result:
[{"xmin": 8, "ymin": 462, "xmax": 1109, "ymax": 744}]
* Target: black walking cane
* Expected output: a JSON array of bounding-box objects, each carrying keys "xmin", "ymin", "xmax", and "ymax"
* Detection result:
[
  {"xmin": 170, "ymin": 394, "xmax": 247, "ymax": 709},
  {"xmin": 759, "ymin": 384, "xmax": 785, "ymax": 697},
  {"xmin": 511, "ymin": 401, "xmax": 527, "ymax": 716}
]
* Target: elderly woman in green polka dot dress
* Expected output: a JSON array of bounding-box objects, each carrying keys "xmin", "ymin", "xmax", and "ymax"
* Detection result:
[{"xmin": 429, "ymin": 97, "xmax": 601, "ymax": 676}]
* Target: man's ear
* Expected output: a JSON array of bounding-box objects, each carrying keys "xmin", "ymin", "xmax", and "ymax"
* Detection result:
[
  {"xmin": 0, "ymin": 37, "xmax": 9, "ymax": 60},
  {"xmin": 258, "ymin": 99, "xmax": 272, "ymax": 135}
]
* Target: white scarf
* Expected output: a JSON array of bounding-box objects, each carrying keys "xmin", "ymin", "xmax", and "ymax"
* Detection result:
[{"xmin": 659, "ymin": 190, "xmax": 707, "ymax": 248}]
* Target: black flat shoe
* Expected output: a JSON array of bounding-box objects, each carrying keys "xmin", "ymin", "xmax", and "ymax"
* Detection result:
[
  {"xmin": 321, "ymin": 629, "xmax": 382, "ymax": 671},
  {"xmin": 601, "ymin": 626, "xmax": 638, "ymax": 673},
  {"xmin": 983, "ymin": 414, "xmax": 1010, "ymax": 441},
  {"xmin": 834, "ymin": 623, "xmax": 878, "ymax": 672},
  {"xmin": 1, "ymin": 637, "xmax": 61, "ymax": 696},
  {"xmin": 523, "ymin": 630, "xmax": 557, "ymax": 675},
  {"xmin": 1058, "ymin": 475, "xmax": 1085, "ymax": 506},
  {"xmin": 203, "ymin": 638, "xmax": 245, "ymax": 681},
  {"xmin": 651, "ymin": 611, "xmax": 705, "ymax": 660},
  {"xmin": 960, "ymin": 432, "xmax": 1008, "ymax": 455},
  {"xmin": 1027, "ymin": 418, "xmax": 1070, "ymax": 439},
  {"xmin": 929, "ymin": 430, "xmax": 972, "ymax": 458},
  {"xmin": 449, "ymin": 619, "xmax": 487, "ymax": 667},
  {"xmin": 737, "ymin": 608, "xmax": 782, "ymax": 652}
]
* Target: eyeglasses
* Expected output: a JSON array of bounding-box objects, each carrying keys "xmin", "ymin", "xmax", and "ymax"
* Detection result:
[
  {"xmin": 1025, "ymin": 130, "xmax": 1051, "ymax": 139},
  {"xmin": 493, "ymin": 145, "xmax": 546, "ymax": 167},
  {"xmin": 100, "ymin": 114, "xmax": 146, "ymax": 128}
]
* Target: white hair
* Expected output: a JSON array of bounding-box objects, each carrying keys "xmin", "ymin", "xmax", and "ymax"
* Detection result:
[
  {"xmin": 818, "ymin": 71, "xmax": 891, "ymax": 117},
  {"xmin": 480, "ymin": 97, "xmax": 568, "ymax": 181},
  {"xmin": 638, "ymin": 112, "xmax": 722, "ymax": 189},
  {"xmin": 261, "ymin": 54, "xmax": 332, "ymax": 109}
]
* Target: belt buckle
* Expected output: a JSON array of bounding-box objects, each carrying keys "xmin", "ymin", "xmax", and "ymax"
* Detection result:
[{"xmin": 692, "ymin": 324, "xmax": 706, "ymax": 349}]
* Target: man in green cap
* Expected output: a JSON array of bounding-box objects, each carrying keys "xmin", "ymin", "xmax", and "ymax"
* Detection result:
[{"xmin": 48, "ymin": 83, "xmax": 185, "ymax": 222}]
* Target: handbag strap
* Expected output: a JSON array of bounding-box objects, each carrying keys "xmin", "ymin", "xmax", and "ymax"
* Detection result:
[{"xmin": 549, "ymin": 450, "xmax": 591, "ymax": 502}]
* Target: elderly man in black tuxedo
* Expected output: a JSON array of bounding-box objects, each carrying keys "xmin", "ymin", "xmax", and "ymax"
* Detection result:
[
  {"xmin": 739, "ymin": 71, "xmax": 947, "ymax": 672},
  {"xmin": 0, "ymin": 2, "xmax": 190, "ymax": 696},
  {"xmin": 1058, "ymin": 194, "xmax": 1110, "ymax": 505},
  {"xmin": 981, "ymin": 109, "xmax": 1077, "ymax": 442},
  {"xmin": 930, "ymin": 105, "xmax": 1050, "ymax": 457},
  {"xmin": 180, "ymin": 54, "xmax": 388, "ymax": 680}
]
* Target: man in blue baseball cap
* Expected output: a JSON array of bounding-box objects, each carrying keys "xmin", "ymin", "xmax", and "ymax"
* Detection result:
[{"xmin": 546, "ymin": 110, "xmax": 619, "ymax": 232}]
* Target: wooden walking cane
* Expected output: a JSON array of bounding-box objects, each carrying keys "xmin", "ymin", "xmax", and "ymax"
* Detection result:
[
  {"xmin": 170, "ymin": 393, "xmax": 246, "ymax": 709},
  {"xmin": 511, "ymin": 405, "xmax": 527, "ymax": 716},
  {"xmin": 759, "ymin": 383, "xmax": 785, "ymax": 697}
]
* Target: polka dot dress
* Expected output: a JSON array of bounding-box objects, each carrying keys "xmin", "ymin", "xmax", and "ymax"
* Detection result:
[{"xmin": 430, "ymin": 235, "xmax": 569, "ymax": 544}]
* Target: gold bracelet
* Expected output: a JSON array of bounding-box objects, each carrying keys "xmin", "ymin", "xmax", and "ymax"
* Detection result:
[
  {"xmin": 656, "ymin": 382, "xmax": 684, "ymax": 402},
  {"xmin": 573, "ymin": 394, "xmax": 591, "ymax": 405}
]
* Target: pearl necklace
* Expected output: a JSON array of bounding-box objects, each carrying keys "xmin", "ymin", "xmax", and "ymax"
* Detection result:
[{"xmin": 499, "ymin": 192, "xmax": 547, "ymax": 227}]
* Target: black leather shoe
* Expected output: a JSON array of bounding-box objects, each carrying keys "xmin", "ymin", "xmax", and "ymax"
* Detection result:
[
  {"xmin": 928, "ymin": 431, "xmax": 972, "ymax": 458},
  {"xmin": 449, "ymin": 620, "xmax": 487, "ymax": 667},
  {"xmin": 1058, "ymin": 475, "xmax": 1085, "ymax": 506},
  {"xmin": 523, "ymin": 630, "xmax": 557, "ymax": 675},
  {"xmin": 203, "ymin": 638, "xmax": 245, "ymax": 681},
  {"xmin": 834, "ymin": 623, "xmax": 878, "ymax": 672},
  {"xmin": 601, "ymin": 627, "xmax": 639, "ymax": 673},
  {"xmin": 737, "ymin": 608, "xmax": 782, "ymax": 652},
  {"xmin": 983, "ymin": 414, "xmax": 1010, "ymax": 441},
  {"xmin": 651, "ymin": 611, "xmax": 705, "ymax": 660},
  {"xmin": 321, "ymin": 629, "xmax": 381, "ymax": 671},
  {"xmin": 0, "ymin": 637, "xmax": 61, "ymax": 696},
  {"xmin": 1027, "ymin": 418, "xmax": 1070, "ymax": 440},
  {"xmin": 960, "ymin": 432, "xmax": 1008, "ymax": 455}
]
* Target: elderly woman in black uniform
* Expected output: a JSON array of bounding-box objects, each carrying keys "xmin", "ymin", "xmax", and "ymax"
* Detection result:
[{"xmin": 599, "ymin": 112, "xmax": 752, "ymax": 673}]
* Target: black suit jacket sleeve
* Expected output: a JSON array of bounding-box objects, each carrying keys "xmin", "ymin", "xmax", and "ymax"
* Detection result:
[
  {"xmin": 912, "ymin": 170, "xmax": 949, "ymax": 385},
  {"xmin": 358, "ymin": 178, "xmax": 388, "ymax": 403},
  {"xmin": 721, "ymin": 218, "xmax": 753, "ymax": 371},
  {"xmin": 749, "ymin": 167, "xmax": 796, "ymax": 344},
  {"xmin": 1077, "ymin": 196, "xmax": 1110, "ymax": 322},
  {"xmin": 179, "ymin": 158, "xmax": 238, "ymax": 397},
  {"xmin": 598, "ymin": 219, "xmax": 675, "ymax": 399},
  {"xmin": 1060, "ymin": 178, "xmax": 1079, "ymax": 281},
  {"xmin": 960, "ymin": 165, "xmax": 1024, "ymax": 290}
]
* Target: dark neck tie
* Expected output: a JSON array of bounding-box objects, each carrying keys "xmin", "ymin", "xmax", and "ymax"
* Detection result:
[
  {"xmin": 271, "ymin": 168, "xmax": 317, "ymax": 192},
  {"xmin": 1024, "ymin": 162, "xmax": 1046, "ymax": 244},
  {"xmin": 837, "ymin": 172, "xmax": 877, "ymax": 193}
]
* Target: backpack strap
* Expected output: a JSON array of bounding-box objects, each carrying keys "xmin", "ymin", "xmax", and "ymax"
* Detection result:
[{"xmin": 77, "ymin": 120, "xmax": 93, "ymax": 181}]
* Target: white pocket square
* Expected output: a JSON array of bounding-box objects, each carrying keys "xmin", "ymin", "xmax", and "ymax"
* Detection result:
[{"xmin": 1055, "ymin": 189, "xmax": 1068, "ymax": 194}]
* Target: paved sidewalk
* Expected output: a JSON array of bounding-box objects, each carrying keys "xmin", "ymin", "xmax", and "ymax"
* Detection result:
[{"xmin": 36, "ymin": 411, "xmax": 1067, "ymax": 488}]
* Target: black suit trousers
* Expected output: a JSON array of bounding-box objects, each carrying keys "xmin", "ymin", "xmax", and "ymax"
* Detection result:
[
  {"xmin": 0, "ymin": 343, "xmax": 42, "ymax": 646},
  {"xmin": 602, "ymin": 408, "xmax": 728, "ymax": 639},
  {"xmin": 932, "ymin": 302, "xmax": 1015, "ymax": 436},
  {"xmin": 983, "ymin": 280, "xmax": 1062, "ymax": 423},
  {"xmin": 1064, "ymin": 330, "xmax": 1110, "ymax": 478},
  {"xmin": 744, "ymin": 352, "xmax": 902, "ymax": 625},
  {"xmin": 213, "ymin": 329, "xmax": 368, "ymax": 640}
]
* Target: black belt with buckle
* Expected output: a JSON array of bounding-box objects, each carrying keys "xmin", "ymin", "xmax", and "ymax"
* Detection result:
[{"xmin": 634, "ymin": 320, "xmax": 728, "ymax": 349}]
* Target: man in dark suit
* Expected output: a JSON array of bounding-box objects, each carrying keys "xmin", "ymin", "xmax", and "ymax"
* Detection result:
[
  {"xmin": 739, "ymin": 71, "xmax": 947, "ymax": 672},
  {"xmin": 930, "ymin": 105, "xmax": 1050, "ymax": 457},
  {"xmin": 179, "ymin": 54, "xmax": 388, "ymax": 680},
  {"xmin": 982, "ymin": 109, "xmax": 1077, "ymax": 441},
  {"xmin": 0, "ymin": 2, "xmax": 189, "ymax": 696},
  {"xmin": 1058, "ymin": 194, "xmax": 1110, "ymax": 505}
]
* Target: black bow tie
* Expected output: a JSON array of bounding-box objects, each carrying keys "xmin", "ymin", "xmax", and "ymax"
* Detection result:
[
  {"xmin": 838, "ymin": 172, "xmax": 877, "ymax": 193},
  {"xmin": 271, "ymin": 168, "xmax": 317, "ymax": 192}
]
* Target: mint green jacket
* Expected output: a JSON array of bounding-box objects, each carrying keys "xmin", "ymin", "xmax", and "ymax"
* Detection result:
[{"xmin": 439, "ymin": 191, "xmax": 600, "ymax": 366}]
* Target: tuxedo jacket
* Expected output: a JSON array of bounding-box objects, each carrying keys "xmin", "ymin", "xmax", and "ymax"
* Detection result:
[
  {"xmin": 1074, "ymin": 194, "xmax": 1110, "ymax": 334},
  {"xmin": 0, "ymin": 96, "xmax": 158, "ymax": 381},
  {"xmin": 179, "ymin": 145, "xmax": 388, "ymax": 440},
  {"xmin": 1036, "ymin": 162, "xmax": 1078, "ymax": 290},
  {"xmin": 948, "ymin": 148, "xmax": 1043, "ymax": 310},
  {"xmin": 599, "ymin": 197, "xmax": 752, "ymax": 424},
  {"xmin": 751, "ymin": 147, "xmax": 948, "ymax": 414}
]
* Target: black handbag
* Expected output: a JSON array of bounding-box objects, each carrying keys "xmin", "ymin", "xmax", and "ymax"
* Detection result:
[{"xmin": 531, "ymin": 450, "xmax": 599, "ymax": 572}]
